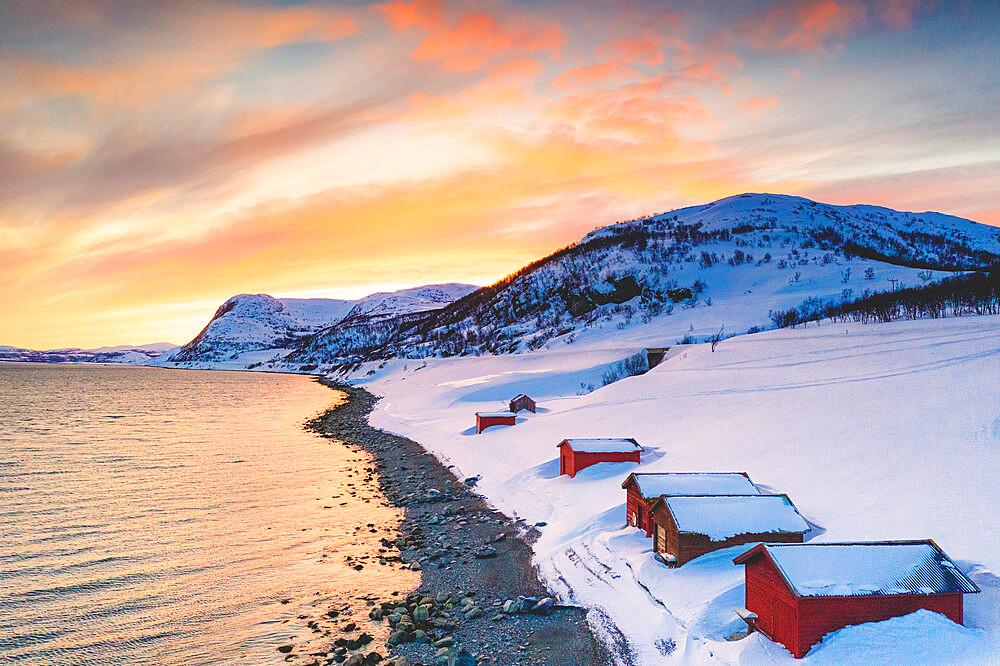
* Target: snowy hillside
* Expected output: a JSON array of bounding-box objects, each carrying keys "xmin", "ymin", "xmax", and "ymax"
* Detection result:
[
  {"xmin": 344, "ymin": 284, "xmax": 480, "ymax": 322},
  {"xmin": 353, "ymin": 313, "xmax": 1000, "ymax": 664},
  {"xmin": 290, "ymin": 193, "xmax": 1000, "ymax": 370},
  {"xmin": 167, "ymin": 294, "xmax": 355, "ymax": 363},
  {"xmin": 163, "ymin": 284, "xmax": 477, "ymax": 366}
]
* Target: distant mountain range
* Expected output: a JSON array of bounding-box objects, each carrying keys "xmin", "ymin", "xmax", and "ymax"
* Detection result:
[
  {"xmin": 6, "ymin": 193, "xmax": 999, "ymax": 372},
  {"xmin": 2, "ymin": 285, "xmax": 478, "ymax": 368},
  {"xmin": 0, "ymin": 342, "xmax": 178, "ymax": 365}
]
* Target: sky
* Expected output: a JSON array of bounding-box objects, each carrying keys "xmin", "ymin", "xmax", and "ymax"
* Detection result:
[{"xmin": 1, "ymin": 0, "xmax": 998, "ymax": 349}]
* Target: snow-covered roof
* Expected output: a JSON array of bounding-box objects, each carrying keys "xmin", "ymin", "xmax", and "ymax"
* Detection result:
[
  {"xmin": 624, "ymin": 472, "xmax": 760, "ymax": 498},
  {"xmin": 558, "ymin": 438, "xmax": 642, "ymax": 453},
  {"xmin": 735, "ymin": 541, "xmax": 980, "ymax": 597},
  {"xmin": 659, "ymin": 494, "xmax": 808, "ymax": 541},
  {"xmin": 476, "ymin": 412, "xmax": 516, "ymax": 418},
  {"xmin": 510, "ymin": 394, "xmax": 533, "ymax": 401}
]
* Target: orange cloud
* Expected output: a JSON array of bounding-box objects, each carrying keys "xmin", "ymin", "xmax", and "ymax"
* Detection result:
[
  {"xmin": 0, "ymin": 4, "xmax": 356, "ymax": 111},
  {"xmin": 738, "ymin": 0, "xmax": 868, "ymax": 52},
  {"xmin": 488, "ymin": 57, "xmax": 544, "ymax": 82},
  {"xmin": 736, "ymin": 96, "xmax": 778, "ymax": 117},
  {"xmin": 377, "ymin": 0, "xmax": 444, "ymax": 31},
  {"xmin": 595, "ymin": 36, "xmax": 664, "ymax": 66},
  {"xmin": 552, "ymin": 63, "xmax": 639, "ymax": 90},
  {"xmin": 401, "ymin": 57, "xmax": 541, "ymax": 120},
  {"xmin": 377, "ymin": 0, "xmax": 565, "ymax": 71}
]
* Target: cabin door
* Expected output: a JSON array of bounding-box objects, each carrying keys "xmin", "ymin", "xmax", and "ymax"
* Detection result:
[
  {"xmin": 770, "ymin": 597, "xmax": 796, "ymax": 653},
  {"xmin": 654, "ymin": 525, "xmax": 666, "ymax": 553}
]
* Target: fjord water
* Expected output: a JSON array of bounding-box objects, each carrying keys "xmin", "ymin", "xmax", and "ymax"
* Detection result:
[{"xmin": 0, "ymin": 363, "xmax": 412, "ymax": 664}]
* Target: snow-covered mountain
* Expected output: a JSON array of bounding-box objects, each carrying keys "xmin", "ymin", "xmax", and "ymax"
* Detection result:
[
  {"xmin": 288, "ymin": 193, "xmax": 1000, "ymax": 370},
  {"xmin": 163, "ymin": 284, "xmax": 477, "ymax": 366},
  {"xmin": 341, "ymin": 284, "xmax": 482, "ymax": 322}
]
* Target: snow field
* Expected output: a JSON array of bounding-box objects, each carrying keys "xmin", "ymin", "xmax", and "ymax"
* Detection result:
[{"xmin": 357, "ymin": 314, "xmax": 1000, "ymax": 664}]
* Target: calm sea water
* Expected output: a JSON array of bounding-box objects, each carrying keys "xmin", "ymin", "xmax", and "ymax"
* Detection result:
[{"xmin": 0, "ymin": 363, "xmax": 414, "ymax": 665}]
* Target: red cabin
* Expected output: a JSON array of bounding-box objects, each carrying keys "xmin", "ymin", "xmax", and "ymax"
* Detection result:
[
  {"xmin": 648, "ymin": 494, "xmax": 808, "ymax": 566},
  {"xmin": 621, "ymin": 472, "xmax": 760, "ymax": 537},
  {"xmin": 733, "ymin": 541, "xmax": 980, "ymax": 658},
  {"xmin": 509, "ymin": 394, "xmax": 536, "ymax": 413},
  {"xmin": 558, "ymin": 438, "xmax": 642, "ymax": 477},
  {"xmin": 475, "ymin": 412, "xmax": 516, "ymax": 434}
]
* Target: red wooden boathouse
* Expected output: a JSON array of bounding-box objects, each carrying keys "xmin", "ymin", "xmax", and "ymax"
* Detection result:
[
  {"xmin": 475, "ymin": 411, "xmax": 516, "ymax": 434},
  {"xmin": 621, "ymin": 472, "xmax": 760, "ymax": 537},
  {"xmin": 733, "ymin": 540, "xmax": 980, "ymax": 658},
  {"xmin": 509, "ymin": 394, "xmax": 536, "ymax": 413},
  {"xmin": 558, "ymin": 438, "xmax": 642, "ymax": 477},
  {"xmin": 649, "ymin": 494, "xmax": 808, "ymax": 565}
]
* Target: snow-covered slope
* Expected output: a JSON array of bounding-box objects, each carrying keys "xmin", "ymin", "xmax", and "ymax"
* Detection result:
[
  {"xmin": 344, "ymin": 284, "xmax": 479, "ymax": 321},
  {"xmin": 290, "ymin": 193, "xmax": 1000, "ymax": 369},
  {"xmin": 354, "ymin": 313, "xmax": 1000, "ymax": 664},
  {"xmin": 167, "ymin": 294, "xmax": 354, "ymax": 363}
]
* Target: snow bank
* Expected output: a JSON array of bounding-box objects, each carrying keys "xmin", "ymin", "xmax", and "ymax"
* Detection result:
[{"xmin": 801, "ymin": 610, "xmax": 998, "ymax": 665}]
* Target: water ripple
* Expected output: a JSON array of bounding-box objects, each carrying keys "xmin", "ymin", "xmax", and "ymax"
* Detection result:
[{"xmin": 0, "ymin": 363, "xmax": 413, "ymax": 665}]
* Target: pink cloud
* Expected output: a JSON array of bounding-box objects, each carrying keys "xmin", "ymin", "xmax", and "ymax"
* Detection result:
[
  {"xmin": 595, "ymin": 36, "xmax": 664, "ymax": 66},
  {"xmin": 877, "ymin": 0, "xmax": 932, "ymax": 28},
  {"xmin": 736, "ymin": 96, "xmax": 778, "ymax": 117},
  {"xmin": 738, "ymin": 0, "xmax": 868, "ymax": 53},
  {"xmin": 377, "ymin": 0, "xmax": 565, "ymax": 72}
]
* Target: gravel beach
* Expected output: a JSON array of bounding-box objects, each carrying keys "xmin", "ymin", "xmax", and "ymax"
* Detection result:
[{"xmin": 282, "ymin": 379, "xmax": 605, "ymax": 666}]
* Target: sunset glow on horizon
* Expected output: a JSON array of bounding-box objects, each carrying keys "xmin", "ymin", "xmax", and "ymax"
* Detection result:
[{"xmin": 2, "ymin": 0, "xmax": 998, "ymax": 349}]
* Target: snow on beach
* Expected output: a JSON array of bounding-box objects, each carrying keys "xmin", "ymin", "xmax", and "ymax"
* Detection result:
[{"xmin": 355, "ymin": 314, "xmax": 1000, "ymax": 663}]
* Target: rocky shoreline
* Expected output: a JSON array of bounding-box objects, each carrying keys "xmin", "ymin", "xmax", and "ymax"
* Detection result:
[{"xmin": 282, "ymin": 379, "xmax": 604, "ymax": 666}]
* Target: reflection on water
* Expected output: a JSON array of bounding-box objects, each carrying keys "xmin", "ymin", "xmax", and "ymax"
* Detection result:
[{"xmin": 0, "ymin": 363, "xmax": 416, "ymax": 665}]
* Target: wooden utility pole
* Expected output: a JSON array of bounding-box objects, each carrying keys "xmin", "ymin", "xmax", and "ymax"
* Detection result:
[{"xmin": 888, "ymin": 278, "xmax": 899, "ymax": 290}]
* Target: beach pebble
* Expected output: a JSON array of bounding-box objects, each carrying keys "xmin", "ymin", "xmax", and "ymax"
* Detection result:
[{"xmin": 530, "ymin": 598, "xmax": 554, "ymax": 615}]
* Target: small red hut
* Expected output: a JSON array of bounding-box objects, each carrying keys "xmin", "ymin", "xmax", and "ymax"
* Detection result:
[
  {"xmin": 621, "ymin": 472, "xmax": 760, "ymax": 536},
  {"xmin": 475, "ymin": 412, "xmax": 516, "ymax": 434},
  {"xmin": 648, "ymin": 494, "xmax": 808, "ymax": 565},
  {"xmin": 733, "ymin": 540, "xmax": 980, "ymax": 658},
  {"xmin": 509, "ymin": 394, "xmax": 536, "ymax": 413},
  {"xmin": 558, "ymin": 438, "xmax": 642, "ymax": 477}
]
